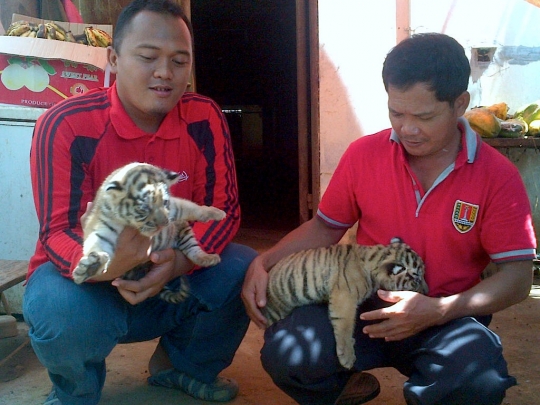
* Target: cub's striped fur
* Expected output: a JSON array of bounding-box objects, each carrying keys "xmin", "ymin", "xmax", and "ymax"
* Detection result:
[
  {"xmin": 264, "ymin": 238, "xmax": 428, "ymax": 369},
  {"xmin": 73, "ymin": 162, "xmax": 226, "ymax": 303}
]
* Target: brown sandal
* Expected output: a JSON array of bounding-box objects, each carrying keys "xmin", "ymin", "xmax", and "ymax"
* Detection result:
[{"xmin": 334, "ymin": 372, "xmax": 381, "ymax": 405}]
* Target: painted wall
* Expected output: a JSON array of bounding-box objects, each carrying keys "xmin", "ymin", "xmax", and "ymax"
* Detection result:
[
  {"xmin": 318, "ymin": 0, "xmax": 540, "ymax": 242},
  {"xmin": 318, "ymin": 0, "xmax": 540, "ymax": 194},
  {"xmin": 409, "ymin": 0, "xmax": 540, "ymax": 112},
  {"xmin": 318, "ymin": 0, "xmax": 397, "ymax": 192}
]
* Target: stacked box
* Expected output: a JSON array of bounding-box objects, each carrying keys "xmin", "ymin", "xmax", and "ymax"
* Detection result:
[{"xmin": 0, "ymin": 15, "xmax": 113, "ymax": 108}]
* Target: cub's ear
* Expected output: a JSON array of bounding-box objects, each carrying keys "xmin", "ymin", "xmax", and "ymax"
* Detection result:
[
  {"xmin": 163, "ymin": 169, "xmax": 181, "ymax": 184},
  {"xmin": 105, "ymin": 180, "xmax": 123, "ymax": 192},
  {"xmin": 390, "ymin": 236, "xmax": 403, "ymax": 244}
]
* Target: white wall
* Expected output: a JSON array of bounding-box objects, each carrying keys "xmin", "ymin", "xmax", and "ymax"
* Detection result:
[
  {"xmin": 318, "ymin": 0, "xmax": 396, "ymax": 193},
  {"xmin": 318, "ymin": 0, "xmax": 540, "ymax": 194},
  {"xmin": 0, "ymin": 104, "xmax": 44, "ymax": 314},
  {"xmin": 410, "ymin": 0, "xmax": 540, "ymax": 112}
]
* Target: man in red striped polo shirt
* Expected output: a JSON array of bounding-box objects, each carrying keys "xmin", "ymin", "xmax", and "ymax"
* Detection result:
[{"xmin": 24, "ymin": 1, "xmax": 257, "ymax": 404}]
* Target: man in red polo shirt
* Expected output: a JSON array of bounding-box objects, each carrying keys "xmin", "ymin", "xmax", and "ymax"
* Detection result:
[{"xmin": 242, "ymin": 33, "xmax": 536, "ymax": 405}]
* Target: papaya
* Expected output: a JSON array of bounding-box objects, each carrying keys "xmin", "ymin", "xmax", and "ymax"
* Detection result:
[
  {"xmin": 514, "ymin": 101, "xmax": 540, "ymax": 125},
  {"xmin": 528, "ymin": 120, "xmax": 540, "ymax": 137},
  {"xmin": 464, "ymin": 108, "xmax": 501, "ymax": 138},
  {"xmin": 498, "ymin": 118, "xmax": 528, "ymax": 138},
  {"xmin": 486, "ymin": 102, "xmax": 509, "ymax": 120}
]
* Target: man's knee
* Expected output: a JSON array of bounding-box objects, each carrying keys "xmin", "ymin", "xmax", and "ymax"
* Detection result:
[
  {"xmin": 24, "ymin": 263, "xmax": 126, "ymax": 348},
  {"xmin": 221, "ymin": 243, "xmax": 258, "ymax": 279},
  {"xmin": 260, "ymin": 307, "xmax": 340, "ymax": 384},
  {"xmin": 404, "ymin": 317, "xmax": 516, "ymax": 405}
]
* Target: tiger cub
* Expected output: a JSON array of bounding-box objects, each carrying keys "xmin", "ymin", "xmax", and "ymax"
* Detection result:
[
  {"xmin": 72, "ymin": 162, "xmax": 226, "ymax": 303},
  {"xmin": 263, "ymin": 238, "xmax": 428, "ymax": 369}
]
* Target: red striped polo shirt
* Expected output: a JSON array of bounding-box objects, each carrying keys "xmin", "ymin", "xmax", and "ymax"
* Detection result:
[{"xmin": 29, "ymin": 84, "xmax": 239, "ymax": 279}]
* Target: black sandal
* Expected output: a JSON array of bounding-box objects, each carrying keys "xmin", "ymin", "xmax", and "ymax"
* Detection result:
[{"xmin": 334, "ymin": 372, "xmax": 381, "ymax": 405}]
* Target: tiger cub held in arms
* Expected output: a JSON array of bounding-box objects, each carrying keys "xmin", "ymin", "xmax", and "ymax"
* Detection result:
[
  {"xmin": 72, "ymin": 162, "xmax": 226, "ymax": 304},
  {"xmin": 263, "ymin": 238, "xmax": 428, "ymax": 369}
]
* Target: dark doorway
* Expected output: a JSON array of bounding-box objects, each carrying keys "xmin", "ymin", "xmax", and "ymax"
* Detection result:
[{"xmin": 191, "ymin": 1, "xmax": 300, "ymax": 231}]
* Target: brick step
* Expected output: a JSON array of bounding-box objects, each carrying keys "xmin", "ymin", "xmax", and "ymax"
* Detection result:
[
  {"xmin": 0, "ymin": 260, "xmax": 28, "ymax": 316},
  {"xmin": 0, "ymin": 315, "xmax": 18, "ymax": 338}
]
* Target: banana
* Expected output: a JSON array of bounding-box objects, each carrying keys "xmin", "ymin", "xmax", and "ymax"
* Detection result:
[
  {"xmin": 514, "ymin": 102, "xmax": 540, "ymax": 125},
  {"xmin": 46, "ymin": 24, "xmax": 57, "ymax": 40},
  {"xmin": 5, "ymin": 20, "xmax": 113, "ymax": 47},
  {"xmin": 20, "ymin": 28, "xmax": 34, "ymax": 37},
  {"xmin": 84, "ymin": 27, "xmax": 99, "ymax": 47},
  {"xmin": 45, "ymin": 22, "xmax": 68, "ymax": 41},
  {"xmin": 36, "ymin": 23, "xmax": 48, "ymax": 39},
  {"xmin": 6, "ymin": 21, "xmax": 33, "ymax": 36},
  {"xmin": 528, "ymin": 120, "xmax": 540, "ymax": 137},
  {"xmin": 65, "ymin": 30, "xmax": 77, "ymax": 43},
  {"xmin": 90, "ymin": 28, "xmax": 112, "ymax": 47}
]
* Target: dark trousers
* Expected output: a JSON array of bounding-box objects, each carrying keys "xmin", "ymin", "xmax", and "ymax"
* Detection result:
[{"xmin": 261, "ymin": 298, "xmax": 515, "ymax": 405}]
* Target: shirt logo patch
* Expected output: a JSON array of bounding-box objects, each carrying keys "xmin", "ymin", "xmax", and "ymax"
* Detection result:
[{"xmin": 452, "ymin": 200, "xmax": 479, "ymax": 233}]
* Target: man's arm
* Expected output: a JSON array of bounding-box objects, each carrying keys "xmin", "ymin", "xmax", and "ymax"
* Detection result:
[
  {"xmin": 189, "ymin": 101, "xmax": 241, "ymax": 255},
  {"xmin": 242, "ymin": 216, "xmax": 347, "ymax": 328},
  {"xmin": 438, "ymin": 260, "xmax": 533, "ymax": 321},
  {"xmin": 361, "ymin": 260, "xmax": 533, "ymax": 341},
  {"xmin": 30, "ymin": 109, "xmax": 88, "ymax": 277}
]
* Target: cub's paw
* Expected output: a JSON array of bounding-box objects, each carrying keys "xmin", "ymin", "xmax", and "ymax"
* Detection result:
[
  {"xmin": 191, "ymin": 252, "xmax": 221, "ymax": 268},
  {"xmin": 72, "ymin": 251, "xmax": 110, "ymax": 284},
  {"xmin": 336, "ymin": 338, "xmax": 356, "ymax": 369},
  {"xmin": 199, "ymin": 206, "xmax": 226, "ymax": 222}
]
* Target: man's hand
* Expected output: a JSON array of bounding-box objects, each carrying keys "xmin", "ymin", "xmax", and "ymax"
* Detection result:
[
  {"xmin": 360, "ymin": 290, "xmax": 443, "ymax": 341},
  {"xmin": 241, "ymin": 255, "xmax": 270, "ymax": 329},
  {"xmin": 80, "ymin": 202, "xmax": 92, "ymax": 227},
  {"xmin": 87, "ymin": 226, "xmax": 152, "ymax": 282},
  {"xmin": 112, "ymin": 248, "xmax": 178, "ymax": 305}
]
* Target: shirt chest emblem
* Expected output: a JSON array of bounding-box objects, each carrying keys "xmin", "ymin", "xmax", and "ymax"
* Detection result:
[{"xmin": 452, "ymin": 200, "xmax": 479, "ymax": 233}]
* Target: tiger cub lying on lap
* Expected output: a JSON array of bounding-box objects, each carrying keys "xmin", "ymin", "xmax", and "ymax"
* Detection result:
[
  {"xmin": 264, "ymin": 238, "xmax": 428, "ymax": 369},
  {"xmin": 73, "ymin": 162, "xmax": 226, "ymax": 303}
]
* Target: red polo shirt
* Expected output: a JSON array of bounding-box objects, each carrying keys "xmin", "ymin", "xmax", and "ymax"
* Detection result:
[
  {"xmin": 29, "ymin": 84, "xmax": 239, "ymax": 279},
  {"xmin": 317, "ymin": 118, "xmax": 536, "ymax": 297}
]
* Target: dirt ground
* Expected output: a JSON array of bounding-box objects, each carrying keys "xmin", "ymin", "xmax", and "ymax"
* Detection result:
[{"xmin": 0, "ymin": 228, "xmax": 539, "ymax": 405}]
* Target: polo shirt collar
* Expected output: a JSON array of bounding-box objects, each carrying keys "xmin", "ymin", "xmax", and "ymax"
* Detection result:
[
  {"xmin": 389, "ymin": 116, "xmax": 478, "ymax": 165},
  {"xmin": 459, "ymin": 116, "xmax": 479, "ymax": 164},
  {"xmin": 108, "ymin": 83, "xmax": 182, "ymax": 140}
]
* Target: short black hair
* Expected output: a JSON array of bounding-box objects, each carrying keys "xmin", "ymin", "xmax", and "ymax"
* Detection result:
[
  {"xmin": 382, "ymin": 33, "xmax": 470, "ymax": 106},
  {"xmin": 113, "ymin": 0, "xmax": 194, "ymax": 54}
]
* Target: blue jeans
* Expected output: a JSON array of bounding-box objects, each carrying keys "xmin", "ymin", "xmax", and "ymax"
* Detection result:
[
  {"xmin": 261, "ymin": 298, "xmax": 516, "ymax": 405},
  {"xmin": 24, "ymin": 243, "xmax": 257, "ymax": 405}
]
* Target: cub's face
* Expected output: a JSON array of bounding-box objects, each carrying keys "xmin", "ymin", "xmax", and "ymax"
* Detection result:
[
  {"xmin": 375, "ymin": 245, "xmax": 429, "ymax": 295},
  {"xmin": 99, "ymin": 163, "xmax": 180, "ymax": 236},
  {"xmin": 132, "ymin": 181, "xmax": 171, "ymax": 235}
]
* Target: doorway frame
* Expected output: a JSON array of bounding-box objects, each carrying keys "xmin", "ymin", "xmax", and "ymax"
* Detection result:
[{"xmin": 297, "ymin": 0, "xmax": 319, "ymax": 223}]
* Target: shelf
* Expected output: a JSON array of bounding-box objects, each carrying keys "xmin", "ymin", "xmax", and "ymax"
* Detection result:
[{"xmin": 483, "ymin": 137, "xmax": 540, "ymax": 149}]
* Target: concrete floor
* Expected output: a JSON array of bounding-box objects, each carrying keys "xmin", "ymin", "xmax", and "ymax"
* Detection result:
[{"xmin": 0, "ymin": 228, "xmax": 539, "ymax": 405}]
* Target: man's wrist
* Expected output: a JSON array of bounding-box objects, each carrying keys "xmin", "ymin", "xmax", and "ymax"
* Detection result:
[{"xmin": 173, "ymin": 249, "xmax": 194, "ymax": 277}]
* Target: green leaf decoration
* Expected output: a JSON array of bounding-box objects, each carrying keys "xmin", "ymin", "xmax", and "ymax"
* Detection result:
[
  {"xmin": 7, "ymin": 56, "xmax": 23, "ymax": 65},
  {"xmin": 38, "ymin": 59, "xmax": 56, "ymax": 75}
]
